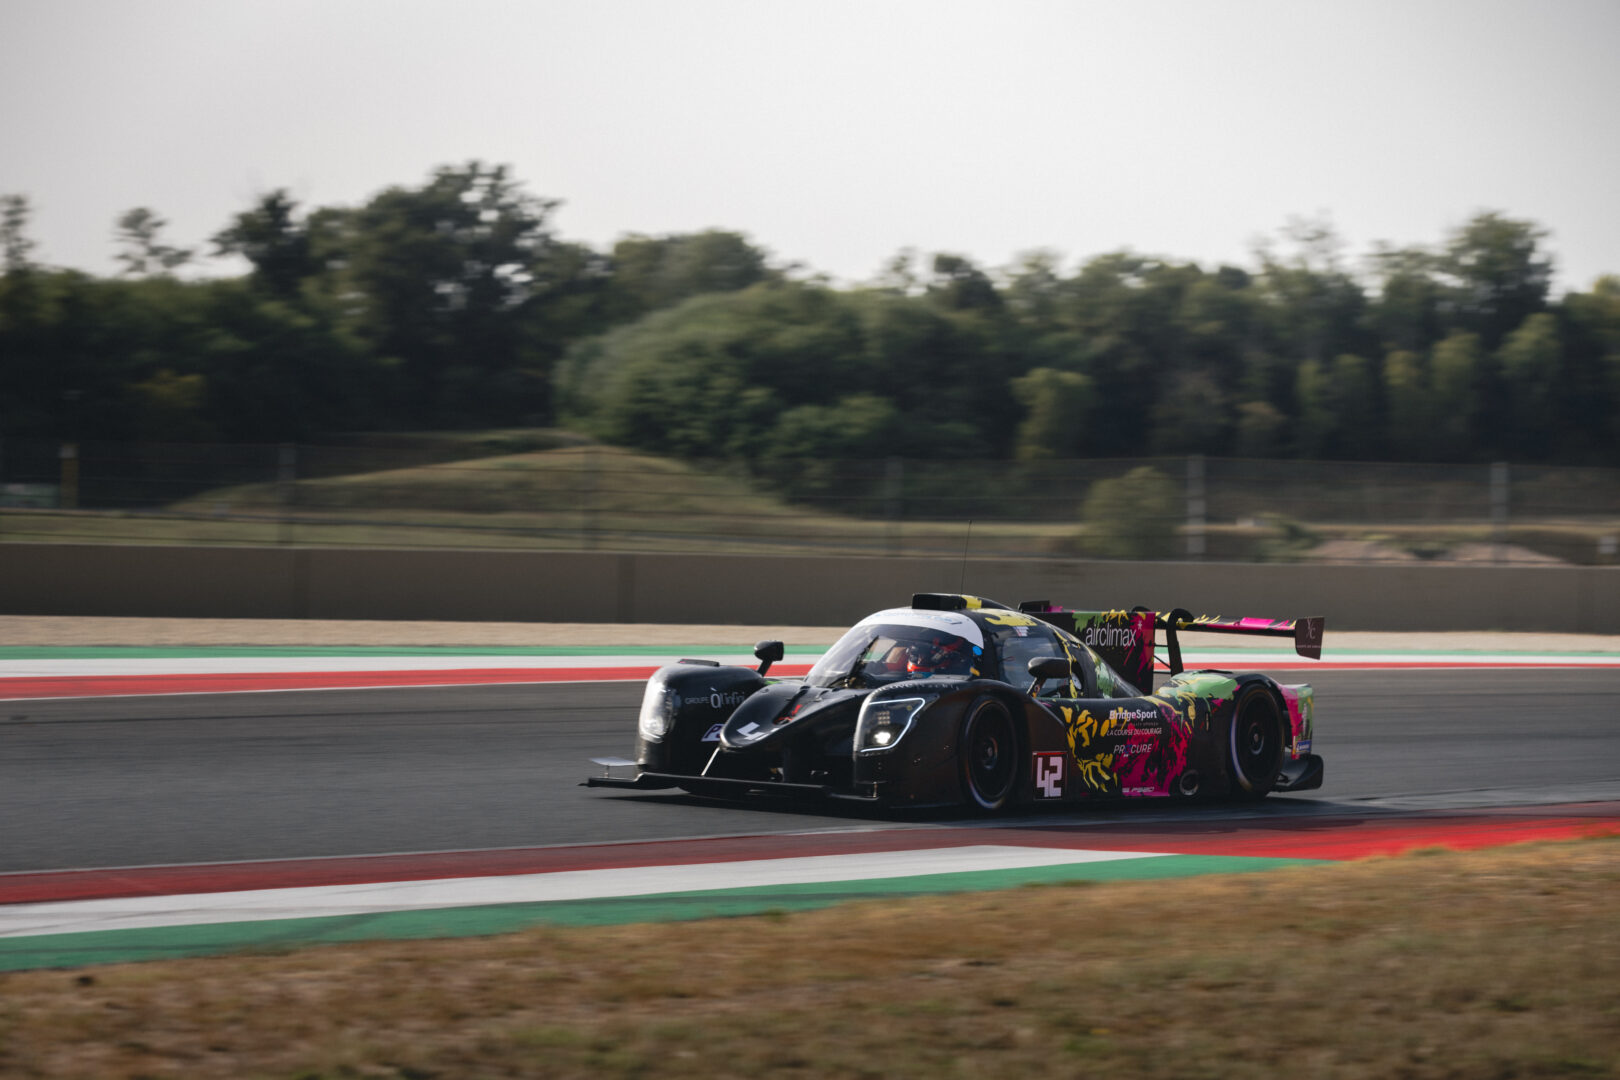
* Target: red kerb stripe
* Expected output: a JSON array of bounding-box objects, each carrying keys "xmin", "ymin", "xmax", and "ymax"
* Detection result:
[{"xmin": 3, "ymin": 807, "xmax": 1613, "ymax": 905}]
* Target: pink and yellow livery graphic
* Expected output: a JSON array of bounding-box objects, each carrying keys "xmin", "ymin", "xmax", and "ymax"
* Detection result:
[{"xmin": 1018, "ymin": 601, "xmax": 1324, "ymax": 799}]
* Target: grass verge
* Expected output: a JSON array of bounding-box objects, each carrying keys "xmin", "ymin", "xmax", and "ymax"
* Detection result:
[{"xmin": 1, "ymin": 838, "xmax": 1616, "ymax": 1079}]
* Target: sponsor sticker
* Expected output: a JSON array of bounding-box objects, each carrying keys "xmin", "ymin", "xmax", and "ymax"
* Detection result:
[
  {"xmin": 1082, "ymin": 624, "xmax": 1138, "ymax": 649},
  {"xmin": 674, "ymin": 689, "xmax": 749, "ymax": 710},
  {"xmin": 1033, "ymin": 751, "xmax": 1066, "ymax": 798},
  {"xmin": 701, "ymin": 723, "xmax": 724, "ymax": 743}
]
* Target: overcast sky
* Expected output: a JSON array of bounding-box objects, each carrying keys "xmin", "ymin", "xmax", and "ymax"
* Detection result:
[{"xmin": 4, "ymin": 0, "xmax": 1617, "ymax": 292}]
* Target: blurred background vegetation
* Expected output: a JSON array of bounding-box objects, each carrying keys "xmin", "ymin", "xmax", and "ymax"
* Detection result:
[{"xmin": 3, "ymin": 161, "xmax": 1617, "ymax": 469}]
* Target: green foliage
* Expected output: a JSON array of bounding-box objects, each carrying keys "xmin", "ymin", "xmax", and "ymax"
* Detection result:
[
  {"xmin": 1330, "ymin": 353, "xmax": 1380, "ymax": 460},
  {"xmin": 114, "ymin": 207, "xmax": 192, "ymax": 276},
  {"xmin": 131, "ymin": 368, "xmax": 213, "ymax": 442},
  {"xmin": 1151, "ymin": 371, "xmax": 1230, "ymax": 455},
  {"xmin": 1440, "ymin": 212, "xmax": 1552, "ymax": 350},
  {"xmin": 0, "ymin": 169, "xmax": 1616, "ymax": 477},
  {"xmin": 1011, "ymin": 367, "xmax": 1093, "ymax": 460},
  {"xmin": 1234, "ymin": 399, "xmax": 1287, "ymax": 457},
  {"xmin": 927, "ymin": 253, "xmax": 1002, "ymax": 312},
  {"xmin": 2, "ymin": 194, "xmax": 36, "ymax": 274},
  {"xmin": 1254, "ymin": 215, "xmax": 1372, "ymax": 367},
  {"xmin": 1563, "ymin": 276, "xmax": 1620, "ymax": 453},
  {"xmin": 325, "ymin": 162, "xmax": 562, "ymax": 425},
  {"xmin": 1080, "ymin": 466, "xmax": 1180, "ymax": 559},
  {"xmin": 559, "ymin": 281, "xmax": 1017, "ymax": 470},
  {"xmin": 211, "ymin": 190, "xmax": 318, "ymax": 299},
  {"xmin": 1430, "ymin": 330, "xmax": 1487, "ymax": 459},
  {"xmin": 1382, "ymin": 349, "xmax": 1434, "ymax": 459},
  {"xmin": 1369, "ymin": 244, "xmax": 1444, "ymax": 354},
  {"xmin": 605, "ymin": 231, "xmax": 773, "ymax": 323},
  {"xmin": 1496, "ymin": 313, "xmax": 1561, "ymax": 458}
]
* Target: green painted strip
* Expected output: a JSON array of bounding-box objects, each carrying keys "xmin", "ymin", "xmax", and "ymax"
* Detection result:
[
  {"xmin": 0, "ymin": 645, "xmax": 830, "ymax": 660},
  {"xmin": 0, "ymin": 854, "xmax": 1317, "ymax": 972}
]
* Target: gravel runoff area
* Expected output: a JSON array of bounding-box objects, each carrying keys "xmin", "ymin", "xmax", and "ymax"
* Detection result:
[{"xmin": 1, "ymin": 616, "xmax": 1617, "ymax": 653}]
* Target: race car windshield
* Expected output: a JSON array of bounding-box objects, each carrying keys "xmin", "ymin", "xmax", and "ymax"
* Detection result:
[{"xmin": 806, "ymin": 622, "xmax": 979, "ymax": 688}]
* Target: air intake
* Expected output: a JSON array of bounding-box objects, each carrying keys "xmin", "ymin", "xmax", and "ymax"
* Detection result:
[{"xmin": 911, "ymin": 593, "xmax": 968, "ymax": 611}]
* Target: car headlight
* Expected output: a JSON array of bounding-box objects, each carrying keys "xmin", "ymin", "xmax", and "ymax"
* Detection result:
[
  {"xmin": 855, "ymin": 697, "xmax": 926, "ymax": 754},
  {"xmin": 638, "ymin": 675, "xmax": 676, "ymax": 742}
]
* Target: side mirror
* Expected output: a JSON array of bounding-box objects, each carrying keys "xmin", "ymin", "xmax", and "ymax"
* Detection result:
[
  {"xmin": 754, "ymin": 639, "xmax": 786, "ymax": 676},
  {"xmin": 1027, "ymin": 655, "xmax": 1072, "ymax": 696}
]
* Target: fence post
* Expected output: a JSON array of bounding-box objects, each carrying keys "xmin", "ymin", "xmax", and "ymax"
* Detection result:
[
  {"xmin": 1186, "ymin": 454, "xmax": 1206, "ymax": 559},
  {"xmin": 1490, "ymin": 461, "xmax": 1509, "ymax": 564},
  {"xmin": 885, "ymin": 457, "xmax": 903, "ymax": 555}
]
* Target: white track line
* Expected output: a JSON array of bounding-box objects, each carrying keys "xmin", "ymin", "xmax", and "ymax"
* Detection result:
[{"xmin": 0, "ymin": 846, "xmax": 1161, "ymax": 939}]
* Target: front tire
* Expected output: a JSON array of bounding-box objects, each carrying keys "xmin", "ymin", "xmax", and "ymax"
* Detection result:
[
  {"xmin": 960, "ymin": 698, "xmax": 1019, "ymax": 812},
  {"xmin": 1228, "ymin": 685, "xmax": 1284, "ymax": 800}
]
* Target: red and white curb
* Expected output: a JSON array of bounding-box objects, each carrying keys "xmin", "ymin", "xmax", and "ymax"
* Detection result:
[
  {"xmin": 0, "ymin": 846, "xmax": 1159, "ymax": 939},
  {"xmin": 4, "ymin": 650, "xmax": 1619, "ymax": 700}
]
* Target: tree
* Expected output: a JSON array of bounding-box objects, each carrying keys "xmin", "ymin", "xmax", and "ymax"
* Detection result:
[
  {"xmin": 1562, "ymin": 276, "xmax": 1620, "ymax": 461},
  {"xmin": 1294, "ymin": 353, "xmax": 1380, "ymax": 459},
  {"xmin": 1002, "ymin": 249, "xmax": 1066, "ymax": 323},
  {"xmin": 1295, "ymin": 358, "xmax": 1335, "ymax": 458},
  {"xmin": 1430, "ymin": 330, "xmax": 1488, "ymax": 459},
  {"xmin": 1440, "ymin": 211, "xmax": 1552, "ymax": 350},
  {"xmin": 1175, "ymin": 271, "xmax": 1259, "ymax": 392},
  {"xmin": 1382, "ymin": 349, "xmax": 1434, "ymax": 459},
  {"xmin": 1011, "ymin": 367, "xmax": 1093, "ymax": 459},
  {"xmin": 1152, "ymin": 371, "xmax": 1231, "ymax": 455},
  {"xmin": 1495, "ymin": 312, "xmax": 1562, "ymax": 458},
  {"xmin": 114, "ymin": 208, "xmax": 192, "ymax": 276},
  {"xmin": 1331, "ymin": 353, "xmax": 1380, "ymax": 459},
  {"xmin": 1234, "ymin": 399, "xmax": 1288, "ymax": 457},
  {"xmin": 1254, "ymin": 215, "xmax": 1372, "ymax": 367},
  {"xmin": 331, "ymin": 162, "xmax": 562, "ymax": 424},
  {"xmin": 1081, "ymin": 466, "xmax": 1180, "ymax": 559},
  {"xmin": 604, "ymin": 230, "xmax": 772, "ymax": 322},
  {"xmin": 867, "ymin": 248, "xmax": 922, "ymax": 296},
  {"xmin": 212, "ymin": 190, "xmax": 318, "ymax": 299},
  {"xmin": 1369, "ymin": 244, "xmax": 1443, "ymax": 353},
  {"xmin": 129, "ymin": 367, "xmax": 214, "ymax": 442},
  {"xmin": 927, "ymin": 253, "xmax": 1002, "ymax": 312},
  {"xmin": 2, "ymin": 194, "xmax": 36, "ymax": 274}
]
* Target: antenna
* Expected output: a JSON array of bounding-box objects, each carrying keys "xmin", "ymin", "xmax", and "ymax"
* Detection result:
[{"xmin": 959, "ymin": 520, "xmax": 973, "ymax": 593}]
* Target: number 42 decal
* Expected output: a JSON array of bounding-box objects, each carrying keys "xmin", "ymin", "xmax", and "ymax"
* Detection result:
[{"xmin": 1033, "ymin": 752, "xmax": 1065, "ymax": 798}]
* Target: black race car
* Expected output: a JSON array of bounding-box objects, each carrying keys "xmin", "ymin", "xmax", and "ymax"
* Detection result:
[{"xmin": 586, "ymin": 593, "xmax": 1323, "ymax": 810}]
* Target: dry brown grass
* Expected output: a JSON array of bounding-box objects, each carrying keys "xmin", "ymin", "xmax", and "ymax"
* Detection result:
[{"xmin": 2, "ymin": 839, "xmax": 1617, "ymax": 1079}]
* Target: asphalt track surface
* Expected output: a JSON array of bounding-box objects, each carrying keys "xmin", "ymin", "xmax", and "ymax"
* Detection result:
[{"xmin": 3, "ymin": 670, "xmax": 1619, "ymax": 874}]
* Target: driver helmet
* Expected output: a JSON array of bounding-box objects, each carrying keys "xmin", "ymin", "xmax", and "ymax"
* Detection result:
[{"xmin": 906, "ymin": 637, "xmax": 964, "ymax": 674}]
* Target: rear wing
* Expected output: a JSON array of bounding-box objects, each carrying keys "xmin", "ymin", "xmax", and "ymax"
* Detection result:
[
  {"xmin": 1171, "ymin": 614, "xmax": 1324, "ymax": 659},
  {"xmin": 1018, "ymin": 602, "xmax": 1324, "ymax": 691}
]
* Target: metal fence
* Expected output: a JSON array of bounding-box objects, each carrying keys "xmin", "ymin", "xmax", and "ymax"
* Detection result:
[{"xmin": 2, "ymin": 439, "xmax": 1618, "ymax": 564}]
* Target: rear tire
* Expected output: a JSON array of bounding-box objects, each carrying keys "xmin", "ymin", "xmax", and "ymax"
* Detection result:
[
  {"xmin": 960, "ymin": 698, "xmax": 1019, "ymax": 812},
  {"xmin": 1228, "ymin": 685, "xmax": 1284, "ymax": 800}
]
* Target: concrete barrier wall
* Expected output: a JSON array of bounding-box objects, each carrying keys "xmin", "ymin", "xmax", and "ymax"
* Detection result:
[{"xmin": 2, "ymin": 543, "xmax": 1616, "ymax": 633}]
